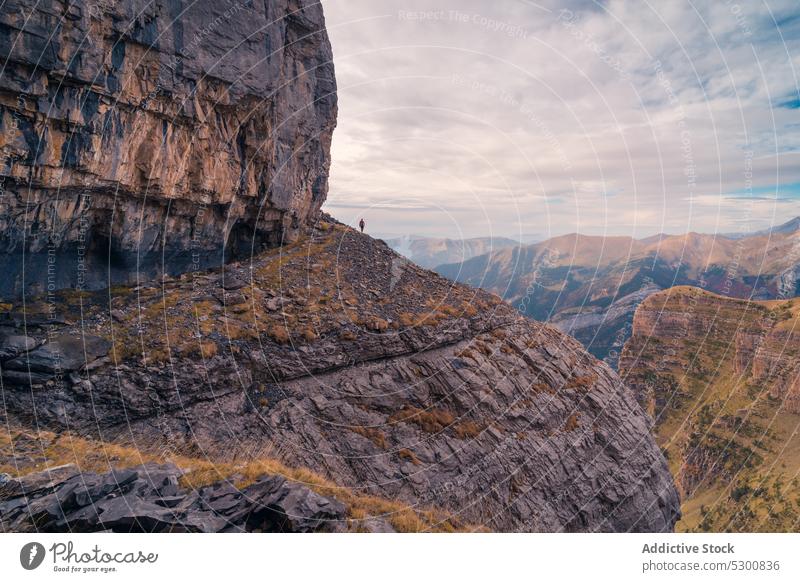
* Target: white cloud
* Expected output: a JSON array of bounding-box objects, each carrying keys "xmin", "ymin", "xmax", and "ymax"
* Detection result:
[{"xmin": 321, "ymin": 0, "xmax": 800, "ymax": 239}]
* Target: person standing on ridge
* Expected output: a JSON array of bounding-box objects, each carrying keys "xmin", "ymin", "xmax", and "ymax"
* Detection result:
[{"xmin": 359, "ymin": 218, "xmax": 365, "ymax": 233}]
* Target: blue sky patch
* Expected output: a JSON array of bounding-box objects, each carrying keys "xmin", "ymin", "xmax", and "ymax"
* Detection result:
[{"xmin": 727, "ymin": 182, "xmax": 800, "ymax": 201}]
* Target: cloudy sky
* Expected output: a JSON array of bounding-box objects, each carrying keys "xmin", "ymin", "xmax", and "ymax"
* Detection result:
[{"xmin": 320, "ymin": 0, "xmax": 800, "ymax": 240}]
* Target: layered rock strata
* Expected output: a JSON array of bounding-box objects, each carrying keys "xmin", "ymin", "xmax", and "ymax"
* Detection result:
[
  {"xmin": 0, "ymin": 0, "xmax": 337, "ymax": 296},
  {"xmin": 621, "ymin": 287, "xmax": 800, "ymax": 417}
]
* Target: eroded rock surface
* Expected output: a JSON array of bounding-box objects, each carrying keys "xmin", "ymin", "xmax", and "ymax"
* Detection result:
[{"xmin": 0, "ymin": 0, "xmax": 337, "ymax": 296}]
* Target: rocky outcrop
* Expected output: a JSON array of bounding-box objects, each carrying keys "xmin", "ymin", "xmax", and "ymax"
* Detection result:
[
  {"xmin": 1, "ymin": 218, "xmax": 680, "ymax": 532},
  {"xmin": 0, "ymin": 462, "xmax": 345, "ymax": 532},
  {"xmin": 1, "ymin": 331, "xmax": 110, "ymax": 384},
  {"xmin": 740, "ymin": 331, "xmax": 800, "ymax": 414},
  {"xmin": 0, "ymin": 0, "xmax": 337, "ymax": 297}
]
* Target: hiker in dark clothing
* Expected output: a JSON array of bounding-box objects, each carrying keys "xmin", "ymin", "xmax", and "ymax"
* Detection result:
[{"xmin": 359, "ymin": 218, "xmax": 365, "ymax": 233}]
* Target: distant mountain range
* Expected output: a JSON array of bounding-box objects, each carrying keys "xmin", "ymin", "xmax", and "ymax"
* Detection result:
[
  {"xmin": 436, "ymin": 217, "xmax": 800, "ymax": 367},
  {"xmin": 723, "ymin": 217, "xmax": 800, "ymax": 239},
  {"xmin": 384, "ymin": 235, "xmax": 521, "ymax": 269}
]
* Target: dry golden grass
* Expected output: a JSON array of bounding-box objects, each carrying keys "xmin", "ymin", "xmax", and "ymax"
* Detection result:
[
  {"xmin": 434, "ymin": 304, "xmax": 461, "ymax": 317},
  {"xmin": 398, "ymin": 448, "xmax": 421, "ymax": 465},
  {"xmin": 453, "ymin": 420, "xmax": 483, "ymax": 439},
  {"xmin": 564, "ymin": 413, "xmax": 580, "ymax": 432},
  {"xmin": 349, "ymin": 426, "xmax": 387, "ymax": 449},
  {"xmin": 140, "ymin": 293, "xmax": 180, "ymax": 320},
  {"xmin": 218, "ymin": 319, "xmax": 260, "ymax": 341},
  {"xmin": 461, "ymin": 302, "xmax": 478, "ymax": 317},
  {"xmin": 397, "ymin": 304, "xmax": 470, "ymax": 329},
  {"xmin": 490, "ymin": 328, "xmax": 507, "ymax": 340},
  {"xmin": 107, "ymin": 336, "xmax": 140, "ymax": 363},
  {"xmin": 390, "ymin": 406, "xmax": 455, "ymax": 433},
  {"xmin": 365, "ymin": 317, "xmax": 389, "ymax": 332},
  {"xmin": 456, "ymin": 347, "xmax": 475, "ymax": 359},
  {"xmin": 299, "ymin": 327, "xmax": 318, "ymax": 342},
  {"xmin": 195, "ymin": 342, "xmax": 218, "ymax": 359},
  {"xmin": 526, "ymin": 382, "xmax": 554, "ymax": 395},
  {"xmin": 475, "ymin": 341, "xmax": 493, "ymax": 356},
  {"xmin": 267, "ymin": 324, "xmax": 290, "ymax": 345},
  {"xmin": 109, "ymin": 285, "xmax": 134, "ymax": 297},
  {"xmin": 398, "ymin": 312, "xmax": 419, "ymax": 327},
  {"xmin": 567, "ymin": 374, "xmax": 596, "ymax": 392}
]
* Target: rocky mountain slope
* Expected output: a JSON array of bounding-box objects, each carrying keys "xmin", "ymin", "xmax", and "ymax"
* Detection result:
[
  {"xmin": 437, "ymin": 221, "xmax": 800, "ymax": 367},
  {"xmin": 385, "ymin": 235, "xmax": 519, "ymax": 269},
  {"xmin": 0, "ymin": 0, "xmax": 337, "ymax": 296},
  {"xmin": 1, "ymin": 216, "xmax": 680, "ymax": 532},
  {"xmin": 620, "ymin": 287, "xmax": 800, "ymax": 532}
]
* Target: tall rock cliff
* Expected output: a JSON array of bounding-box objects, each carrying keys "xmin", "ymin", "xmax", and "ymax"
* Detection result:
[
  {"xmin": 0, "ymin": 0, "xmax": 337, "ymax": 296},
  {"xmin": 620, "ymin": 287, "xmax": 800, "ymax": 531}
]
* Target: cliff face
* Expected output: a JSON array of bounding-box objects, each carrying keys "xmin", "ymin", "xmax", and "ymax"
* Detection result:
[
  {"xmin": 622, "ymin": 288, "xmax": 800, "ymax": 417},
  {"xmin": 620, "ymin": 287, "xmax": 800, "ymax": 532},
  {"xmin": 1, "ymin": 218, "xmax": 680, "ymax": 532},
  {"xmin": 0, "ymin": 0, "xmax": 337, "ymax": 296}
]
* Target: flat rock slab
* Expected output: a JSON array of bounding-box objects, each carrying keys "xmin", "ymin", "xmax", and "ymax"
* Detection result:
[
  {"xmin": 4, "ymin": 335, "xmax": 111, "ymax": 375},
  {"xmin": 1, "ymin": 334, "xmax": 37, "ymax": 351}
]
